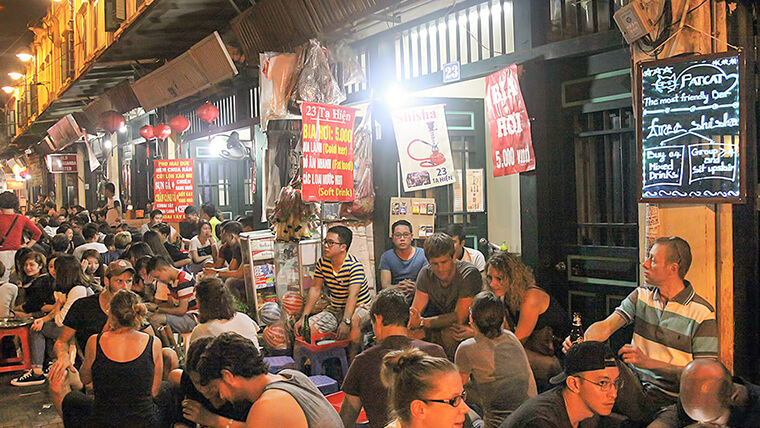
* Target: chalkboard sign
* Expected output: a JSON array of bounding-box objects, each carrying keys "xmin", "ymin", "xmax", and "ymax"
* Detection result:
[{"xmin": 637, "ymin": 51, "xmax": 745, "ymax": 203}]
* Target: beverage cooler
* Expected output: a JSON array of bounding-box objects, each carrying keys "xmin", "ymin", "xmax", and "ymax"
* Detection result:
[{"xmin": 240, "ymin": 230, "xmax": 321, "ymax": 324}]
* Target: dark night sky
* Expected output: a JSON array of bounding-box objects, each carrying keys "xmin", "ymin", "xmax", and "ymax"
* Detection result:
[{"xmin": 0, "ymin": 0, "xmax": 50, "ymax": 102}]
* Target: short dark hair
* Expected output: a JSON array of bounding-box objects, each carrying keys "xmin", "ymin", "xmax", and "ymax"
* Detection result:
[
  {"xmin": 186, "ymin": 336, "xmax": 214, "ymax": 373},
  {"xmin": 82, "ymin": 224, "xmax": 99, "ymax": 241},
  {"xmin": 105, "ymin": 183, "xmax": 115, "ymax": 193},
  {"xmin": 198, "ymin": 332, "xmax": 269, "ymax": 385},
  {"xmin": 201, "ymin": 202, "xmax": 216, "ymax": 218},
  {"xmin": 97, "ymin": 223, "xmax": 112, "ymax": 235},
  {"xmin": 470, "ymin": 291, "xmax": 505, "ymax": 339},
  {"xmin": 328, "ymin": 225, "xmax": 353, "ymax": 250},
  {"xmin": 149, "ymin": 209, "xmax": 163, "ymax": 220},
  {"xmin": 239, "ymin": 215, "xmax": 256, "ymax": 230},
  {"xmin": 0, "ymin": 192, "xmax": 19, "ymax": 210},
  {"xmin": 423, "ymin": 232, "xmax": 455, "ymax": 259},
  {"xmin": 146, "ymin": 254, "xmax": 172, "ymax": 273},
  {"xmin": 51, "ymin": 233, "xmax": 70, "ymax": 253},
  {"xmin": 153, "ymin": 222, "xmax": 171, "ymax": 236},
  {"xmin": 222, "ymin": 221, "xmax": 242, "ymax": 236},
  {"xmin": 653, "ymin": 236, "xmax": 692, "ymax": 279},
  {"xmin": 391, "ymin": 220, "xmax": 413, "ymax": 236},
  {"xmin": 444, "ymin": 224, "xmax": 465, "ymax": 242},
  {"xmin": 184, "ymin": 205, "xmax": 198, "ymax": 216},
  {"xmin": 196, "ymin": 277, "xmax": 236, "ymax": 322},
  {"xmin": 371, "ymin": 289, "xmax": 410, "ymax": 327}
]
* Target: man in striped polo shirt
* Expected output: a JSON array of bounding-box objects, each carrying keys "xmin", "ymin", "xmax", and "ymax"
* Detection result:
[
  {"xmin": 296, "ymin": 225, "xmax": 372, "ymax": 358},
  {"xmin": 571, "ymin": 236, "xmax": 718, "ymax": 423}
]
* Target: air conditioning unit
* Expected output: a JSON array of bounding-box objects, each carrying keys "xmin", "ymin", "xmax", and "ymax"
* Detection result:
[{"xmin": 131, "ymin": 32, "xmax": 238, "ymax": 112}]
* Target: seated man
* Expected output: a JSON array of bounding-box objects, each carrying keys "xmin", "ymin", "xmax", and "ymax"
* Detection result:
[
  {"xmin": 140, "ymin": 209, "xmax": 164, "ymax": 235},
  {"xmin": 197, "ymin": 332, "xmax": 342, "ymax": 427},
  {"xmin": 180, "ymin": 206, "xmax": 200, "ymax": 241},
  {"xmin": 408, "ymin": 232, "xmax": 482, "ymax": 358},
  {"xmin": 566, "ymin": 236, "xmax": 718, "ymax": 423},
  {"xmin": 340, "ymin": 288, "xmax": 445, "ymax": 428},
  {"xmin": 379, "ymin": 219, "xmax": 428, "ymax": 301},
  {"xmin": 502, "ymin": 341, "xmax": 621, "ymax": 428},
  {"xmin": 445, "ymin": 224, "xmax": 486, "ymax": 271},
  {"xmin": 147, "ymin": 256, "xmax": 198, "ymax": 341},
  {"xmin": 295, "ymin": 225, "xmax": 372, "ymax": 358},
  {"xmin": 648, "ymin": 359, "xmax": 760, "ymax": 427},
  {"xmin": 72, "ymin": 224, "xmax": 108, "ymax": 260}
]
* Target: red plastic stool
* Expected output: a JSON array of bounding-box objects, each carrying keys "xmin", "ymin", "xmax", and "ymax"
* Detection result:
[{"xmin": 0, "ymin": 325, "xmax": 32, "ymax": 373}]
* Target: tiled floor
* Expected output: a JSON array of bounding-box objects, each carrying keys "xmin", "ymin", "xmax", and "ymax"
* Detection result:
[{"xmin": 0, "ymin": 372, "xmax": 63, "ymax": 428}]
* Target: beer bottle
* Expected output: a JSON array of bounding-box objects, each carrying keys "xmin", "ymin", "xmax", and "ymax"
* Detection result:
[
  {"xmin": 302, "ymin": 315, "xmax": 311, "ymax": 344},
  {"xmin": 570, "ymin": 312, "xmax": 584, "ymax": 344}
]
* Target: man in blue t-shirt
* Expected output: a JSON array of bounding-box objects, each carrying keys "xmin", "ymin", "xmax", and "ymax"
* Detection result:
[{"xmin": 379, "ymin": 219, "xmax": 428, "ymax": 301}]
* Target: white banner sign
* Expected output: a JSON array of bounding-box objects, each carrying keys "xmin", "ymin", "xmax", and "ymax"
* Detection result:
[{"xmin": 392, "ymin": 104, "xmax": 456, "ymax": 192}]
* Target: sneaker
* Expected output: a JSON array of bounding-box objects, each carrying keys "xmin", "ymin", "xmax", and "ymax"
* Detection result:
[
  {"xmin": 10, "ymin": 370, "xmax": 46, "ymax": 386},
  {"xmin": 43, "ymin": 360, "xmax": 55, "ymax": 376}
]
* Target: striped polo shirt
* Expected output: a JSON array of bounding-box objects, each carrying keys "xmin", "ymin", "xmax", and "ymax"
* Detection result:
[
  {"xmin": 314, "ymin": 253, "xmax": 372, "ymax": 309},
  {"xmin": 614, "ymin": 281, "xmax": 717, "ymax": 395},
  {"xmin": 155, "ymin": 270, "xmax": 198, "ymax": 313}
]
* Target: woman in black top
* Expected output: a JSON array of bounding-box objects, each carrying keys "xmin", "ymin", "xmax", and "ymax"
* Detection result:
[
  {"xmin": 80, "ymin": 289, "xmax": 163, "ymax": 427},
  {"xmin": 485, "ymin": 252, "xmax": 566, "ymax": 389}
]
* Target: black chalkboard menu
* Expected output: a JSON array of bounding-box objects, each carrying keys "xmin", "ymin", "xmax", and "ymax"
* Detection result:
[{"xmin": 637, "ymin": 51, "xmax": 745, "ymax": 203}]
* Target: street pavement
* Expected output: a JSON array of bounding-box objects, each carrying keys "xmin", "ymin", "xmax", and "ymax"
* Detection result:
[{"xmin": 0, "ymin": 373, "xmax": 62, "ymax": 428}]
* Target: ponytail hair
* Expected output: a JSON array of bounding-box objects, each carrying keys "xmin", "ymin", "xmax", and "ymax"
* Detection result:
[
  {"xmin": 381, "ymin": 348, "xmax": 458, "ymax": 424},
  {"xmin": 108, "ymin": 289, "xmax": 147, "ymax": 330}
]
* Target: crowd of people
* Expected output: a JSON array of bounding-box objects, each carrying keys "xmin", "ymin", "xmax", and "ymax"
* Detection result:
[{"xmin": 0, "ymin": 190, "xmax": 755, "ymax": 428}]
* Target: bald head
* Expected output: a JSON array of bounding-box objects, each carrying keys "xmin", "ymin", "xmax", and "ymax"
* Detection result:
[{"xmin": 680, "ymin": 359, "xmax": 733, "ymax": 423}]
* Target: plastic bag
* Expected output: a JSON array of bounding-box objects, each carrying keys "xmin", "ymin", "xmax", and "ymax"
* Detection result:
[
  {"xmin": 260, "ymin": 51, "xmax": 301, "ymax": 131},
  {"xmin": 340, "ymin": 107, "xmax": 374, "ymax": 220},
  {"xmin": 328, "ymin": 40, "xmax": 366, "ymax": 88},
  {"xmin": 294, "ymin": 39, "xmax": 345, "ymax": 106}
]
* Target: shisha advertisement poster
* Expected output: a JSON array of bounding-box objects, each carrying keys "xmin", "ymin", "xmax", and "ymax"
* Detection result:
[{"xmin": 392, "ymin": 104, "xmax": 456, "ymax": 192}]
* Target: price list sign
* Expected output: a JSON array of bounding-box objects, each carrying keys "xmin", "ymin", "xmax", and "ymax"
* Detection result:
[
  {"xmin": 301, "ymin": 102, "xmax": 356, "ymax": 202},
  {"xmin": 154, "ymin": 159, "xmax": 194, "ymax": 221},
  {"xmin": 638, "ymin": 51, "xmax": 745, "ymax": 202}
]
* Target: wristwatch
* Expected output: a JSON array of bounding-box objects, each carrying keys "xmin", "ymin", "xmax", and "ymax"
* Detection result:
[{"xmin": 343, "ymin": 317, "xmax": 352, "ymax": 326}]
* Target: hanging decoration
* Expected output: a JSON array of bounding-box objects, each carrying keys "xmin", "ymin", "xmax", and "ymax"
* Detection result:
[
  {"xmin": 170, "ymin": 115, "xmax": 191, "ymax": 156},
  {"xmin": 196, "ymin": 102, "xmax": 219, "ymax": 123},
  {"xmin": 98, "ymin": 110, "xmax": 125, "ymax": 133},
  {"xmin": 154, "ymin": 123, "xmax": 172, "ymax": 141},
  {"xmin": 139, "ymin": 125, "xmax": 154, "ymax": 140}
]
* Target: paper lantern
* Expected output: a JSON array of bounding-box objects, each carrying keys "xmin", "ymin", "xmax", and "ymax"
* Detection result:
[
  {"xmin": 154, "ymin": 123, "xmax": 172, "ymax": 140},
  {"xmin": 281, "ymin": 291, "xmax": 304, "ymax": 316},
  {"xmin": 259, "ymin": 301, "xmax": 282, "ymax": 325},
  {"xmin": 196, "ymin": 102, "xmax": 219, "ymax": 123},
  {"xmin": 98, "ymin": 110, "xmax": 125, "ymax": 133},
  {"xmin": 139, "ymin": 125, "xmax": 154, "ymax": 140},
  {"xmin": 169, "ymin": 115, "xmax": 190, "ymax": 133},
  {"xmin": 263, "ymin": 323, "xmax": 289, "ymax": 350}
]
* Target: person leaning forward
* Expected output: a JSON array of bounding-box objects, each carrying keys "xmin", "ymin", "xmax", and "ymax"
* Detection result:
[{"xmin": 563, "ymin": 236, "xmax": 718, "ymax": 423}]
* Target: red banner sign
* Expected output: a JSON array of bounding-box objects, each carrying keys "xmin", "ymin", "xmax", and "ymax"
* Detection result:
[
  {"xmin": 46, "ymin": 154, "xmax": 78, "ymax": 173},
  {"xmin": 485, "ymin": 64, "xmax": 536, "ymax": 177},
  {"xmin": 301, "ymin": 102, "xmax": 356, "ymax": 202},
  {"xmin": 154, "ymin": 159, "xmax": 194, "ymax": 221}
]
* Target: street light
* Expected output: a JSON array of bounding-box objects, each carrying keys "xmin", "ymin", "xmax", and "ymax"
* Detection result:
[
  {"xmin": 7, "ymin": 72, "xmax": 23, "ymax": 81},
  {"xmin": 15, "ymin": 52, "xmax": 33, "ymax": 63},
  {"xmin": 1, "ymin": 86, "xmax": 14, "ymax": 94}
]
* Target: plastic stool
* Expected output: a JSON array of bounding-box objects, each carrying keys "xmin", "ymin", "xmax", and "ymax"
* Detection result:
[
  {"xmin": 0, "ymin": 325, "xmax": 31, "ymax": 373},
  {"xmin": 294, "ymin": 343, "xmax": 349, "ymax": 383},
  {"xmin": 309, "ymin": 375, "xmax": 339, "ymax": 395},
  {"xmin": 265, "ymin": 356, "xmax": 296, "ymax": 373}
]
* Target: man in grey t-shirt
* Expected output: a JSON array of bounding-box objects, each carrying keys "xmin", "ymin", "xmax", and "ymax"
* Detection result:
[{"xmin": 409, "ymin": 232, "xmax": 482, "ymax": 358}]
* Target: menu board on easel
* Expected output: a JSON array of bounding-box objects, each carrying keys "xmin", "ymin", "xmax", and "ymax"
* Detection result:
[
  {"xmin": 637, "ymin": 51, "xmax": 745, "ymax": 203},
  {"xmin": 389, "ymin": 197, "xmax": 436, "ymax": 239}
]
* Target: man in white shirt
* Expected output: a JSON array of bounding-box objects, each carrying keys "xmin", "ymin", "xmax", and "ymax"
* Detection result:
[
  {"xmin": 72, "ymin": 224, "xmax": 108, "ymax": 260},
  {"xmin": 445, "ymin": 224, "xmax": 485, "ymax": 271}
]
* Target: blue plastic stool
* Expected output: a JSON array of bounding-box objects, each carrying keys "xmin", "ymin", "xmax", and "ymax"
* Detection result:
[
  {"xmin": 264, "ymin": 356, "xmax": 296, "ymax": 373},
  {"xmin": 309, "ymin": 375, "xmax": 339, "ymax": 395},
  {"xmin": 294, "ymin": 343, "xmax": 349, "ymax": 382}
]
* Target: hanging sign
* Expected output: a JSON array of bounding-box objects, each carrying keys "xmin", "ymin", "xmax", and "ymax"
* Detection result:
[
  {"xmin": 5, "ymin": 178, "xmax": 25, "ymax": 190},
  {"xmin": 392, "ymin": 104, "xmax": 456, "ymax": 191},
  {"xmin": 45, "ymin": 154, "xmax": 78, "ymax": 173},
  {"xmin": 301, "ymin": 102, "xmax": 356, "ymax": 202},
  {"xmin": 485, "ymin": 64, "xmax": 536, "ymax": 177},
  {"xmin": 154, "ymin": 159, "xmax": 194, "ymax": 221},
  {"xmin": 638, "ymin": 51, "xmax": 745, "ymax": 202}
]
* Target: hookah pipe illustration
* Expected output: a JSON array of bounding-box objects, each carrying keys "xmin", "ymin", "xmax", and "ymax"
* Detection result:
[{"xmin": 406, "ymin": 120, "xmax": 446, "ymax": 167}]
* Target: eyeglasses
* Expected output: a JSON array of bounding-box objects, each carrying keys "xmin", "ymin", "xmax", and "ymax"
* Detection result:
[
  {"xmin": 574, "ymin": 376, "xmax": 624, "ymax": 392},
  {"xmin": 393, "ymin": 233, "xmax": 413, "ymax": 239},
  {"xmin": 323, "ymin": 240, "xmax": 344, "ymax": 247},
  {"xmin": 420, "ymin": 391, "xmax": 467, "ymax": 407}
]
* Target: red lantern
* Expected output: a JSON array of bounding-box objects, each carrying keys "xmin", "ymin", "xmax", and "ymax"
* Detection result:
[
  {"xmin": 154, "ymin": 123, "xmax": 172, "ymax": 140},
  {"xmin": 139, "ymin": 125, "xmax": 154, "ymax": 140},
  {"xmin": 169, "ymin": 115, "xmax": 190, "ymax": 133},
  {"xmin": 98, "ymin": 110, "xmax": 125, "ymax": 133},
  {"xmin": 196, "ymin": 102, "xmax": 219, "ymax": 123}
]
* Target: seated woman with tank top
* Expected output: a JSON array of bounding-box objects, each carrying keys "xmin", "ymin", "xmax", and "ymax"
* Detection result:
[{"xmin": 485, "ymin": 252, "xmax": 567, "ymax": 391}]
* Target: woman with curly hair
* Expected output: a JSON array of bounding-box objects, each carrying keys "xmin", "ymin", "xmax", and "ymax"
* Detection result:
[{"xmin": 485, "ymin": 252, "xmax": 566, "ymax": 390}]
